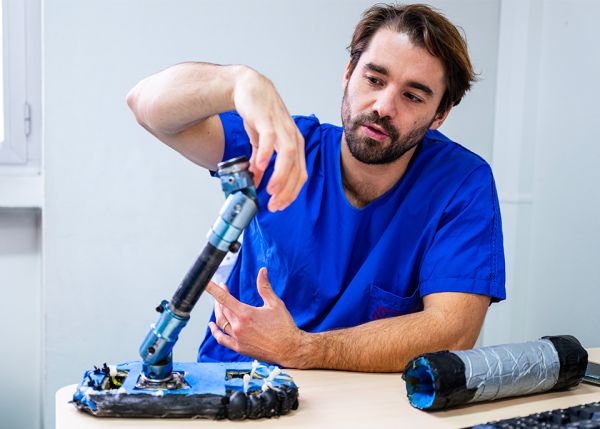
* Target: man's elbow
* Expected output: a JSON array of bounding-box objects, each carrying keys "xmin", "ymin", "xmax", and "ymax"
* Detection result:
[
  {"xmin": 450, "ymin": 331, "xmax": 480, "ymax": 351},
  {"xmin": 425, "ymin": 293, "xmax": 490, "ymax": 353},
  {"xmin": 126, "ymin": 85, "xmax": 150, "ymax": 128},
  {"xmin": 126, "ymin": 86, "xmax": 140, "ymax": 120},
  {"xmin": 125, "ymin": 86, "xmax": 138, "ymax": 114},
  {"xmin": 126, "ymin": 83, "xmax": 176, "ymax": 135},
  {"xmin": 444, "ymin": 317, "xmax": 485, "ymax": 352}
]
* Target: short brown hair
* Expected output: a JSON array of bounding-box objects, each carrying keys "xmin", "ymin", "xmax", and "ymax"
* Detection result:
[{"xmin": 348, "ymin": 3, "xmax": 476, "ymax": 114}]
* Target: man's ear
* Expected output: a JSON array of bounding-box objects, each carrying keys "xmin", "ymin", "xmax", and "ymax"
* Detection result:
[
  {"xmin": 430, "ymin": 106, "xmax": 452, "ymax": 130},
  {"xmin": 342, "ymin": 60, "xmax": 352, "ymax": 89}
]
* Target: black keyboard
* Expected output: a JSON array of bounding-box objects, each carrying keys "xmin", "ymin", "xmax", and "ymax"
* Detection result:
[{"xmin": 465, "ymin": 401, "xmax": 600, "ymax": 428}]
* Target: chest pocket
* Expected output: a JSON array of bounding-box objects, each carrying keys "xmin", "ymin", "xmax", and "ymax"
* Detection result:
[{"xmin": 369, "ymin": 284, "xmax": 423, "ymax": 320}]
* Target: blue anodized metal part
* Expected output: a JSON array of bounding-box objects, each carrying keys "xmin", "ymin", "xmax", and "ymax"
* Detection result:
[
  {"xmin": 219, "ymin": 162, "xmax": 257, "ymax": 198},
  {"xmin": 139, "ymin": 300, "xmax": 189, "ymax": 379},
  {"xmin": 208, "ymin": 191, "xmax": 258, "ymax": 252},
  {"xmin": 209, "ymin": 157, "xmax": 258, "ymax": 252},
  {"xmin": 138, "ymin": 156, "xmax": 258, "ymax": 382}
]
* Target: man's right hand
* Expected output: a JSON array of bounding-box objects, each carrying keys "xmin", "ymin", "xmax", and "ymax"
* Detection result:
[
  {"xmin": 233, "ymin": 68, "xmax": 307, "ymax": 212},
  {"xmin": 127, "ymin": 62, "xmax": 307, "ymax": 212}
]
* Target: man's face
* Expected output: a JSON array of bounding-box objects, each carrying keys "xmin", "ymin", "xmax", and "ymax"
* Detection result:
[{"xmin": 342, "ymin": 29, "xmax": 449, "ymax": 165}]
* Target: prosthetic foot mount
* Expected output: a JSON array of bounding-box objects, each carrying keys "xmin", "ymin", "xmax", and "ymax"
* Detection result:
[
  {"xmin": 72, "ymin": 157, "xmax": 300, "ymax": 419},
  {"xmin": 73, "ymin": 360, "xmax": 299, "ymax": 419}
]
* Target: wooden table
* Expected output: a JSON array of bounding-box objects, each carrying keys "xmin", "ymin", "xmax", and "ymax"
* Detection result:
[{"xmin": 56, "ymin": 349, "xmax": 600, "ymax": 428}]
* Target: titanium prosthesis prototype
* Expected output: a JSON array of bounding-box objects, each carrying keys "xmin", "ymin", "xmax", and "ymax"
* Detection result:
[{"xmin": 73, "ymin": 157, "xmax": 299, "ymax": 419}]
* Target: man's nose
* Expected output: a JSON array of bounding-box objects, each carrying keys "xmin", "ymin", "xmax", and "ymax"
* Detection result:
[{"xmin": 372, "ymin": 89, "xmax": 397, "ymax": 119}]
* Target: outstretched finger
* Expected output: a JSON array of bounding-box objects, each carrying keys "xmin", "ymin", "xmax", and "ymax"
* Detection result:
[
  {"xmin": 244, "ymin": 123, "xmax": 266, "ymax": 189},
  {"xmin": 213, "ymin": 297, "xmax": 229, "ymax": 331},
  {"xmin": 217, "ymin": 283, "xmax": 238, "ymax": 326},
  {"xmin": 267, "ymin": 134, "xmax": 297, "ymax": 197},
  {"xmin": 269, "ymin": 158, "xmax": 301, "ymax": 211},
  {"xmin": 255, "ymin": 129, "xmax": 275, "ymax": 171},
  {"xmin": 268, "ymin": 160, "xmax": 298, "ymax": 211},
  {"xmin": 249, "ymin": 146, "xmax": 265, "ymax": 189},
  {"xmin": 277, "ymin": 130, "xmax": 307, "ymax": 210},
  {"xmin": 205, "ymin": 280, "xmax": 246, "ymax": 315}
]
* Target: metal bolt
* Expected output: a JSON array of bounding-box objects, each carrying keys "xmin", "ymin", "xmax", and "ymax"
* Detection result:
[{"xmin": 229, "ymin": 241, "xmax": 241, "ymax": 253}]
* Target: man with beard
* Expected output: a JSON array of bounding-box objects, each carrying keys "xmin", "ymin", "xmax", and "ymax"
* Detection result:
[{"xmin": 127, "ymin": 4, "xmax": 505, "ymax": 371}]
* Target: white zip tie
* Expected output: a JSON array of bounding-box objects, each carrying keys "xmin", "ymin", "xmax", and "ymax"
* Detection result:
[
  {"xmin": 261, "ymin": 380, "xmax": 281, "ymax": 392},
  {"xmin": 243, "ymin": 373, "xmax": 250, "ymax": 393},
  {"xmin": 266, "ymin": 367, "xmax": 281, "ymax": 381},
  {"xmin": 250, "ymin": 360, "xmax": 260, "ymax": 378}
]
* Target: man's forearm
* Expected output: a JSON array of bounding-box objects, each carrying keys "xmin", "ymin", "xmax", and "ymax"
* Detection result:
[
  {"xmin": 298, "ymin": 307, "xmax": 478, "ymax": 372},
  {"xmin": 128, "ymin": 63, "xmax": 307, "ymax": 208},
  {"xmin": 206, "ymin": 278, "xmax": 489, "ymax": 372},
  {"xmin": 127, "ymin": 62, "xmax": 246, "ymax": 135}
]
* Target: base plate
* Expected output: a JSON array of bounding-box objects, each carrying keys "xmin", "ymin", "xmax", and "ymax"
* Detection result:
[{"xmin": 72, "ymin": 361, "xmax": 299, "ymax": 419}]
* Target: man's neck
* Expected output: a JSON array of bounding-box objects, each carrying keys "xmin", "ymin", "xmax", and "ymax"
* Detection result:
[{"xmin": 340, "ymin": 133, "xmax": 418, "ymax": 209}]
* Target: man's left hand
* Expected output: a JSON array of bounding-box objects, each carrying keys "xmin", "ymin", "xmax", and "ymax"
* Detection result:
[{"xmin": 206, "ymin": 267, "xmax": 309, "ymax": 368}]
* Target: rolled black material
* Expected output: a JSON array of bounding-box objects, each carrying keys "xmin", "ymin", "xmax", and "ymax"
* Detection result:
[
  {"xmin": 418, "ymin": 351, "xmax": 476, "ymax": 410},
  {"xmin": 542, "ymin": 335, "xmax": 588, "ymax": 391},
  {"xmin": 77, "ymin": 386, "xmax": 299, "ymax": 419},
  {"xmin": 170, "ymin": 243, "xmax": 227, "ymax": 316},
  {"xmin": 403, "ymin": 335, "xmax": 589, "ymax": 411}
]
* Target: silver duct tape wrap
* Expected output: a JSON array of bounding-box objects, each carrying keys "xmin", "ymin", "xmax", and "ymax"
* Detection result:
[
  {"xmin": 403, "ymin": 335, "xmax": 588, "ymax": 411},
  {"xmin": 454, "ymin": 338, "xmax": 560, "ymax": 402}
]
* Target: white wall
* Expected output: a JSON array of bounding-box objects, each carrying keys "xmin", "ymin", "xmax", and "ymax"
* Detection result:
[
  {"xmin": 0, "ymin": 210, "xmax": 41, "ymax": 429},
  {"xmin": 526, "ymin": 0, "xmax": 600, "ymax": 342},
  {"xmin": 483, "ymin": 0, "xmax": 600, "ymax": 349}
]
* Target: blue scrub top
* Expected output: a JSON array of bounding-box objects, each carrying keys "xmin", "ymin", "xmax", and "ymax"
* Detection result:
[{"xmin": 198, "ymin": 112, "xmax": 505, "ymax": 363}]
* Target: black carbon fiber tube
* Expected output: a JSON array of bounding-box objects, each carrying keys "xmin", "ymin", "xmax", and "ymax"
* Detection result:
[{"xmin": 170, "ymin": 243, "xmax": 227, "ymax": 317}]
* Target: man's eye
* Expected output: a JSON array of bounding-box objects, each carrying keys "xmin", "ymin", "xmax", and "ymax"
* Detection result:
[
  {"xmin": 404, "ymin": 92, "xmax": 423, "ymax": 103},
  {"xmin": 366, "ymin": 75, "xmax": 382, "ymax": 86}
]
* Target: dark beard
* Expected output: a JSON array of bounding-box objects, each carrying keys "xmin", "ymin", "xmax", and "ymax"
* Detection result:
[{"xmin": 341, "ymin": 89, "xmax": 433, "ymax": 165}]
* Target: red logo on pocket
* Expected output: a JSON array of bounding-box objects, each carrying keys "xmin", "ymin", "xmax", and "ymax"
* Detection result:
[{"xmin": 372, "ymin": 305, "xmax": 403, "ymax": 320}]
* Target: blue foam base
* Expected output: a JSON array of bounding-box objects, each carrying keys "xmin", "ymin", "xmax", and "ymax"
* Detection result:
[{"xmin": 72, "ymin": 361, "xmax": 298, "ymax": 419}]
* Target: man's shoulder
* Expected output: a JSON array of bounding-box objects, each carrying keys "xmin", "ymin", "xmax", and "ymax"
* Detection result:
[
  {"xmin": 423, "ymin": 129, "xmax": 491, "ymax": 173},
  {"xmin": 291, "ymin": 114, "xmax": 341, "ymax": 132},
  {"xmin": 291, "ymin": 113, "xmax": 321, "ymax": 126},
  {"xmin": 291, "ymin": 114, "xmax": 342, "ymax": 150}
]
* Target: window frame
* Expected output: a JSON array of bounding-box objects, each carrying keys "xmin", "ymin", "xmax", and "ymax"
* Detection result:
[{"xmin": 0, "ymin": 0, "xmax": 40, "ymax": 169}]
